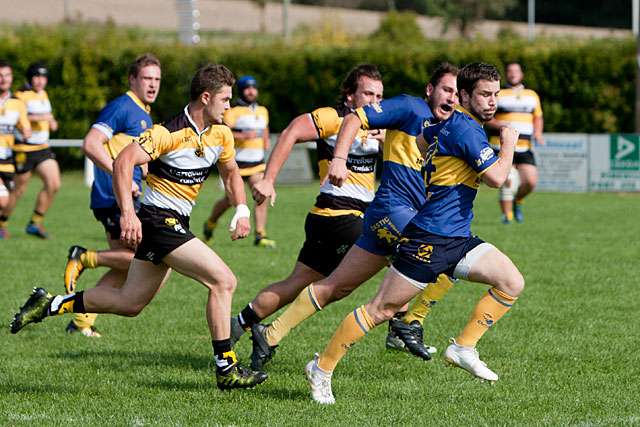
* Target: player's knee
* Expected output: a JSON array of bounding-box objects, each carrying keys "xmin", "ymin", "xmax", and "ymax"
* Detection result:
[
  {"xmin": 207, "ymin": 272, "xmax": 237, "ymax": 295},
  {"xmin": 329, "ymin": 282, "xmax": 358, "ymax": 302},
  {"xmin": 118, "ymin": 302, "xmax": 145, "ymax": 317},
  {"xmin": 501, "ymin": 270, "xmax": 525, "ymax": 297}
]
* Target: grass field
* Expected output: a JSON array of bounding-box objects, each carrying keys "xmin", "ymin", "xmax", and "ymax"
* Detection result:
[{"xmin": 1, "ymin": 171, "xmax": 638, "ymax": 426}]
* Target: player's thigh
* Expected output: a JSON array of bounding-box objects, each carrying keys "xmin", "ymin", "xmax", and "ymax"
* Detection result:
[
  {"xmin": 245, "ymin": 171, "xmax": 264, "ymax": 187},
  {"xmin": 34, "ymin": 158, "xmax": 60, "ymax": 189},
  {"xmin": 321, "ymin": 245, "xmax": 387, "ymax": 290},
  {"xmin": 118, "ymin": 258, "xmax": 171, "ymax": 309},
  {"xmin": 163, "ymin": 237, "xmax": 235, "ymax": 290},
  {"xmin": 12, "ymin": 170, "xmax": 31, "ymax": 193},
  {"xmin": 466, "ymin": 246, "xmax": 524, "ymax": 296},
  {"xmin": 516, "ymin": 163, "xmax": 537, "ymax": 187}
]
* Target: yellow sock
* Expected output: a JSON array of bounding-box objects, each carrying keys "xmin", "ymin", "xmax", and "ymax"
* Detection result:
[
  {"xmin": 0, "ymin": 219, "xmax": 7, "ymax": 228},
  {"xmin": 456, "ymin": 288, "xmax": 517, "ymax": 347},
  {"xmin": 30, "ymin": 212, "xmax": 44, "ymax": 226},
  {"xmin": 402, "ymin": 274, "xmax": 455, "ymax": 325},
  {"xmin": 206, "ymin": 220, "xmax": 217, "ymax": 232},
  {"xmin": 73, "ymin": 312, "xmax": 98, "ymax": 329},
  {"xmin": 256, "ymin": 227, "xmax": 266, "ymax": 237},
  {"xmin": 265, "ymin": 284, "xmax": 320, "ymax": 346},
  {"xmin": 506, "ymin": 211, "xmax": 514, "ymax": 221},
  {"xmin": 80, "ymin": 249, "xmax": 99, "ymax": 268},
  {"xmin": 318, "ymin": 305, "xmax": 375, "ymax": 372}
]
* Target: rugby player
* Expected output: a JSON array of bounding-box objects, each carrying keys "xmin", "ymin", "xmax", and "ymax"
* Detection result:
[{"xmin": 10, "ymin": 64, "xmax": 267, "ymax": 390}]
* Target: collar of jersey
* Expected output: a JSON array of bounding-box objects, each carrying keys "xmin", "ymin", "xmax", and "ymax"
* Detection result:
[
  {"xmin": 455, "ymin": 105, "xmax": 483, "ymax": 126},
  {"xmin": 0, "ymin": 91, "xmax": 12, "ymax": 106},
  {"xmin": 184, "ymin": 104, "xmax": 210, "ymax": 136},
  {"xmin": 126, "ymin": 91, "xmax": 151, "ymax": 114}
]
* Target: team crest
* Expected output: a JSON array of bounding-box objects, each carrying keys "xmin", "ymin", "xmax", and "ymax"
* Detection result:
[{"xmin": 140, "ymin": 120, "xmax": 147, "ymax": 129}]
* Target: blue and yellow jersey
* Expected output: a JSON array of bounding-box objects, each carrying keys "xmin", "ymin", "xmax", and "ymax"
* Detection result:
[
  {"xmin": 311, "ymin": 105, "xmax": 379, "ymax": 217},
  {"xmin": 137, "ymin": 105, "xmax": 235, "ymax": 217},
  {"xmin": 14, "ymin": 84, "xmax": 52, "ymax": 151},
  {"xmin": 224, "ymin": 102, "xmax": 268, "ymax": 172},
  {"xmin": 489, "ymin": 85, "xmax": 542, "ymax": 152},
  {"xmin": 90, "ymin": 91, "xmax": 153, "ymax": 209},
  {"xmin": 0, "ymin": 93, "xmax": 29, "ymax": 173},
  {"xmin": 411, "ymin": 106, "xmax": 498, "ymax": 237},
  {"xmin": 356, "ymin": 95, "xmax": 434, "ymax": 211}
]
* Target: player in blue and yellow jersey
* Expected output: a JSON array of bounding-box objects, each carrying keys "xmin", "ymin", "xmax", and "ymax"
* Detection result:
[
  {"xmin": 245, "ymin": 63, "xmax": 461, "ymax": 372},
  {"xmin": 224, "ymin": 64, "xmax": 384, "ymax": 370},
  {"xmin": 305, "ymin": 62, "xmax": 524, "ymax": 404},
  {"xmin": 11, "ymin": 64, "xmax": 268, "ymax": 391},
  {"xmin": 486, "ymin": 62, "xmax": 545, "ymax": 224},
  {"xmin": 0, "ymin": 60, "xmax": 31, "ymax": 239},
  {"xmin": 62, "ymin": 53, "xmax": 161, "ymax": 338},
  {"xmin": 2, "ymin": 61, "xmax": 58, "ymax": 239},
  {"xmin": 203, "ymin": 75, "xmax": 276, "ymax": 247}
]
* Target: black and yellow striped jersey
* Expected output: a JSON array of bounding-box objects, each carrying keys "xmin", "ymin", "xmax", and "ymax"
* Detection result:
[
  {"xmin": 489, "ymin": 85, "xmax": 543, "ymax": 152},
  {"xmin": 137, "ymin": 105, "xmax": 235, "ymax": 217},
  {"xmin": 0, "ymin": 92, "xmax": 30, "ymax": 173},
  {"xmin": 224, "ymin": 103, "xmax": 269, "ymax": 163},
  {"xmin": 14, "ymin": 84, "xmax": 52, "ymax": 151},
  {"xmin": 310, "ymin": 104, "xmax": 380, "ymax": 218}
]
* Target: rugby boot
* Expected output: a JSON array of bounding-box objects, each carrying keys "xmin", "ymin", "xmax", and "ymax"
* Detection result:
[
  {"xmin": 305, "ymin": 354, "xmax": 335, "ymax": 404},
  {"xmin": 249, "ymin": 323, "xmax": 278, "ymax": 371},
  {"xmin": 386, "ymin": 328, "xmax": 437, "ymax": 354},
  {"xmin": 513, "ymin": 203, "xmax": 524, "ymax": 222},
  {"xmin": 26, "ymin": 222, "xmax": 50, "ymax": 239},
  {"xmin": 10, "ymin": 287, "xmax": 53, "ymax": 334},
  {"xmin": 254, "ymin": 235, "xmax": 276, "ymax": 249},
  {"xmin": 216, "ymin": 363, "xmax": 268, "ymax": 390},
  {"xmin": 444, "ymin": 338, "xmax": 498, "ymax": 384},
  {"xmin": 389, "ymin": 319, "xmax": 432, "ymax": 361},
  {"xmin": 0, "ymin": 228, "xmax": 8, "ymax": 239},
  {"xmin": 64, "ymin": 245, "xmax": 86, "ymax": 294},
  {"xmin": 66, "ymin": 319, "xmax": 102, "ymax": 338}
]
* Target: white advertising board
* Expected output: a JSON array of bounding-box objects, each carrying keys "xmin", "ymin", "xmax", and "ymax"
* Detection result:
[
  {"xmin": 534, "ymin": 133, "xmax": 589, "ymax": 192},
  {"xmin": 589, "ymin": 134, "xmax": 640, "ymax": 192}
]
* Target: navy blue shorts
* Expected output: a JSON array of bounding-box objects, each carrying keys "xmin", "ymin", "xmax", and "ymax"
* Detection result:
[
  {"xmin": 356, "ymin": 203, "xmax": 417, "ymax": 256},
  {"xmin": 392, "ymin": 222, "xmax": 484, "ymax": 284}
]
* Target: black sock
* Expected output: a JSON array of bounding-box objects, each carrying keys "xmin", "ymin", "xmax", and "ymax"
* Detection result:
[
  {"xmin": 73, "ymin": 291, "xmax": 86, "ymax": 313},
  {"xmin": 212, "ymin": 339, "xmax": 235, "ymax": 373},
  {"xmin": 238, "ymin": 304, "xmax": 260, "ymax": 330}
]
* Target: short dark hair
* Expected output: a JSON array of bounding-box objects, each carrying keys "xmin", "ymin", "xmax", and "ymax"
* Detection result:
[
  {"xmin": 0, "ymin": 60, "xmax": 12, "ymax": 69},
  {"xmin": 457, "ymin": 62, "xmax": 501, "ymax": 96},
  {"xmin": 189, "ymin": 64, "xmax": 235, "ymax": 101},
  {"xmin": 429, "ymin": 62, "xmax": 460, "ymax": 88},
  {"xmin": 339, "ymin": 63, "xmax": 382, "ymax": 104},
  {"xmin": 128, "ymin": 53, "xmax": 161, "ymax": 78}
]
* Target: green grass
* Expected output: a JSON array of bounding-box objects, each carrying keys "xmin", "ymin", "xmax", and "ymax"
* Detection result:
[{"xmin": 1, "ymin": 172, "xmax": 639, "ymax": 426}]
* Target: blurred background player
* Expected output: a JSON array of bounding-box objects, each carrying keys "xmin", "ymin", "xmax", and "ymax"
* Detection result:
[
  {"xmin": 203, "ymin": 75, "xmax": 275, "ymax": 248},
  {"xmin": 228, "ymin": 64, "xmax": 383, "ymax": 371},
  {"xmin": 63, "ymin": 53, "xmax": 161, "ymax": 337},
  {"xmin": 0, "ymin": 60, "xmax": 31, "ymax": 238},
  {"xmin": 2, "ymin": 61, "xmax": 59, "ymax": 239},
  {"xmin": 486, "ymin": 61, "xmax": 545, "ymax": 224},
  {"xmin": 245, "ymin": 63, "xmax": 461, "ymax": 371}
]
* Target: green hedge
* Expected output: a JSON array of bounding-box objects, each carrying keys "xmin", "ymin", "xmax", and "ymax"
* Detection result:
[{"xmin": 0, "ymin": 23, "xmax": 635, "ymax": 168}]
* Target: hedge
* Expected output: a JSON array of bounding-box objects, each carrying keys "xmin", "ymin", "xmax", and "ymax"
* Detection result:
[{"xmin": 0, "ymin": 23, "xmax": 635, "ymax": 168}]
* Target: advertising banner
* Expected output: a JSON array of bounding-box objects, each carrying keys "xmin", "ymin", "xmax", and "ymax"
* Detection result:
[
  {"xmin": 534, "ymin": 133, "xmax": 589, "ymax": 192},
  {"xmin": 589, "ymin": 134, "xmax": 640, "ymax": 192}
]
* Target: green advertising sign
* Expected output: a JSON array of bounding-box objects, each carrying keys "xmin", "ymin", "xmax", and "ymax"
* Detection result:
[{"xmin": 610, "ymin": 135, "xmax": 640, "ymax": 171}]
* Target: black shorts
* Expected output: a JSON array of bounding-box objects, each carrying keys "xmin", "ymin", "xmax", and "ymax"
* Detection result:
[
  {"xmin": 134, "ymin": 205, "xmax": 195, "ymax": 265},
  {"xmin": 392, "ymin": 222, "xmax": 484, "ymax": 284},
  {"xmin": 92, "ymin": 205, "xmax": 123, "ymax": 238},
  {"xmin": 14, "ymin": 148, "xmax": 56, "ymax": 174},
  {"xmin": 493, "ymin": 149, "xmax": 536, "ymax": 166},
  {"xmin": 297, "ymin": 213, "xmax": 363, "ymax": 277},
  {"xmin": 0, "ymin": 171, "xmax": 14, "ymax": 193}
]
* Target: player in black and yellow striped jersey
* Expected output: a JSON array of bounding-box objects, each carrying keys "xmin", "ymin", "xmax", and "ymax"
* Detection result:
[
  {"xmin": 486, "ymin": 62, "xmax": 545, "ymax": 224},
  {"xmin": 10, "ymin": 64, "xmax": 267, "ymax": 390},
  {"xmin": 2, "ymin": 62, "xmax": 60, "ymax": 238},
  {"xmin": 224, "ymin": 64, "xmax": 384, "ymax": 371},
  {"xmin": 203, "ymin": 75, "xmax": 276, "ymax": 247},
  {"xmin": 0, "ymin": 60, "xmax": 31, "ymax": 239}
]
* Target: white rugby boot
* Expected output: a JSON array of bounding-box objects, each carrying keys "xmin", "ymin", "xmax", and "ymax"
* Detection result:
[
  {"xmin": 444, "ymin": 338, "xmax": 498, "ymax": 384},
  {"xmin": 304, "ymin": 354, "xmax": 335, "ymax": 404}
]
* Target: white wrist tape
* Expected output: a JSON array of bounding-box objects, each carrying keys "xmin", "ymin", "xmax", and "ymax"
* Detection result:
[{"xmin": 229, "ymin": 204, "xmax": 250, "ymax": 231}]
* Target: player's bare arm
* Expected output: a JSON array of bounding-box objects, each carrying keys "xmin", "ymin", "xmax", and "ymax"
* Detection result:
[
  {"xmin": 252, "ymin": 113, "xmax": 317, "ymax": 206},
  {"xmin": 482, "ymin": 126, "xmax": 519, "ymax": 188},
  {"xmin": 534, "ymin": 116, "xmax": 546, "ymax": 146},
  {"xmin": 323, "ymin": 112, "xmax": 361, "ymax": 187},
  {"xmin": 113, "ymin": 142, "xmax": 151, "ymax": 246},
  {"xmin": 218, "ymin": 158, "xmax": 251, "ymax": 240}
]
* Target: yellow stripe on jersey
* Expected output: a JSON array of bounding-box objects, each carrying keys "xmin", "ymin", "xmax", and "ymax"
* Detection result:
[
  {"xmin": 15, "ymin": 89, "xmax": 51, "ymax": 142},
  {"xmin": 224, "ymin": 104, "xmax": 268, "ymax": 151},
  {"xmin": 384, "ymin": 129, "xmax": 422, "ymax": 171},
  {"xmin": 430, "ymin": 155, "xmax": 482, "ymax": 189},
  {"xmin": 309, "ymin": 207, "xmax": 364, "ymax": 217},
  {"xmin": 105, "ymin": 132, "xmax": 137, "ymax": 160},
  {"xmin": 238, "ymin": 163, "xmax": 266, "ymax": 177},
  {"xmin": 355, "ymin": 107, "xmax": 370, "ymax": 130},
  {"xmin": 146, "ymin": 173, "xmax": 201, "ymax": 203}
]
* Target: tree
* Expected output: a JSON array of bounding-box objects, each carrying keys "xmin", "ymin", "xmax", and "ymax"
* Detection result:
[
  {"xmin": 422, "ymin": 0, "xmax": 517, "ymax": 38},
  {"xmin": 251, "ymin": 0, "xmax": 268, "ymax": 33}
]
